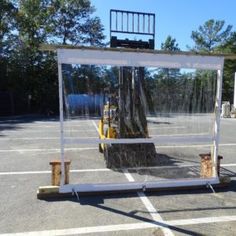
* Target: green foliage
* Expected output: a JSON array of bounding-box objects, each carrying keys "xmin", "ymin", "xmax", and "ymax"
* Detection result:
[
  {"xmin": 160, "ymin": 35, "xmax": 180, "ymax": 80},
  {"xmin": 17, "ymin": 0, "xmax": 51, "ymax": 47},
  {"xmin": 218, "ymin": 32, "xmax": 236, "ymax": 102},
  {"xmin": 0, "ymin": 0, "xmax": 17, "ymax": 50},
  {"xmin": 0, "ymin": 0, "xmax": 105, "ymax": 115},
  {"xmin": 191, "ymin": 19, "xmax": 233, "ymax": 52},
  {"xmin": 48, "ymin": 0, "xmax": 105, "ymax": 45},
  {"xmin": 191, "ymin": 19, "xmax": 236, "ymax": 103},
  {"xmin": 1, "ymin": 1, "xmax": 236, "ymax": 116},
  {"xmin": 161, "ymin": 35, "xmax": 180, "ymax": 52}
]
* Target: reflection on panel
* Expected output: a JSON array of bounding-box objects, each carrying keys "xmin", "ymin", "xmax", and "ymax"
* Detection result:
[{"xmin": 61, "ymin": 63, "xmax": 217, "ymax": 181}]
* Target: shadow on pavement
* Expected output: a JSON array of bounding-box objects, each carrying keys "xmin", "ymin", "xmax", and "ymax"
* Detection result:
[
  {"xmin": 39, "ymin": 178, "xmax": 235, "ymax": 235},
  {"xmin": 77, "ymin": 194, "xmax": 205, "ymax": 236},
  {"xmin": 0, "ymin": 115, "xmax": 59, "ymax": 133}
]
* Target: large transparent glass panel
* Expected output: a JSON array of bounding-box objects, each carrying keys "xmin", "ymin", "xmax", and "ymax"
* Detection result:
[{"xmin": 61, "ymin": 63, "xmax": 217, "ymax": 186}]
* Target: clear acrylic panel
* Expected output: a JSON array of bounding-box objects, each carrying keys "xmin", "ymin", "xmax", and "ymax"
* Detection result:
[{"xmin": 61, "ymin": 62, "xmax": 218, "ymax": 186}]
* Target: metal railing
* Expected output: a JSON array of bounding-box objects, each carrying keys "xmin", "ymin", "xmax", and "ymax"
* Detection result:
[{"xmin": 110, "ymin": 9, "xmax": 155, "ymax": 40}]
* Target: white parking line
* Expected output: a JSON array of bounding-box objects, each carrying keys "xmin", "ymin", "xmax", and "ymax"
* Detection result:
[
  {"xmin": 221, "ymin": 118, "xmax": 236, "ymax": 121},
  {"xmin": 1, "ymin": 129, "xmax": 95, "ymax": 134},
  {"xmin": 221, "ymin": 163, "xmax": 236, "ymax": 167},
  {"xmin": 0, "ymin": 147, "xmax": 97, "ymax": 153},
  {"xmin": 169, "ymin": 215, "xmax": 236, "ymax": 226},
  {"xmin": 0, "ymin": 124, "xmax": 91, "ymax": 129},
  {"xmin": 0, "ymin": 137, "xmax": 59, "ymax": 140},
  {"xmin": 123, "ymin": 169, "xmax": 174, "ymax": 236},
  {"xmin": 0, "ymin": 143, "xmax": 236, "ymax": 153},
  {"xmin": 0, "ymin": 137, "xmax": 97, "ymax": 141},
  {"xmin": 220, "ymin": 143, "xmax": 236, "ymax": 146},
  {"xmin": 138, "ymin": 192, "xmax": 174, "ymax": 236},
  {"xmin": 158, "ymin": 144, "xmax": 211, "ymax": 148},
  {"xmin": 0, "ymin": 170, "xmax": 52, "ymax": 175},
  {"xmin": 1, "ymin": 215, "xmax": 236, "ymax": 236},
  {"xmin": 0, "ymin": 169, "xmax": 110, "ymax": 176},
  {"xmin": 91, "ymin": 120, "xmax": 173, "ymax": 236},
  {"xmin": 0, "ymin": 163, "xmax": 235, "ymax": 176},
  {"xmin": 0, "ymin": 162, "xmax": 234, "ymax": 176},
  {"xmin": 92, "ymin": 120, "xmax": 99, "ymax": 133},
  {"xmin": 158, "ymin": 143, "xmax": 236, "ymax": 148},
  {"xmin": 151, "ymin": 132, "xmax": 209, "ymax": 137},
  {"xmin": 148, "ymin": 126, "xmax": 185, "ymax": 130}
]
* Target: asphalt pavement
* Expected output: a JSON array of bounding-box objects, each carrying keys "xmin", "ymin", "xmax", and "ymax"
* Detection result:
[{"xmin": 0, "ymin": 115, "xmax": 236, "ymax": 236}]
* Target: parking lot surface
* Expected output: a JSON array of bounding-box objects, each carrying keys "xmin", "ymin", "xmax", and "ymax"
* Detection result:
[{"xmin": 0, "ymin": 115, "xmax": 236, "ymax": 236}]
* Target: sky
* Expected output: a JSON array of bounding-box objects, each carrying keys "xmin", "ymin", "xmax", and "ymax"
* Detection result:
[{"xmin": 91, "ymin": 0, "xmax": 236, "ymax": 50}]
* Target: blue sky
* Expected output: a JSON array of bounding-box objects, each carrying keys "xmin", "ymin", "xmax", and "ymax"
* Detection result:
[{"xmin": 91, "ymin": 0, "xmax": 236, "ymax": 50}]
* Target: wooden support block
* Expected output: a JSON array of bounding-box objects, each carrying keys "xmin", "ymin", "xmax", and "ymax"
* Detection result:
[
  {"xmin": 37, "ymin": 177, "xmax": 231, "ymax": 199},
  {"xmin": 199, "ymin": 153, "xmax": 223, "ymax": 178},
  {"xmin": 38, "ymin": 186, "xmax": 59, "ymax": 194},
  {"xmin": 37, "ymin": 185, "xmax": 72, "ymax": 199},
  {"xmin": 49, "ymin": 160, "xmax": 71, "ymax": 186},
  {"xmin": 200, "ymin": 154, "xmax": 212, "ymax": 177},
  {"xmin": 219, "ymin": 176, "xmax": 231, "ymax": 185}
]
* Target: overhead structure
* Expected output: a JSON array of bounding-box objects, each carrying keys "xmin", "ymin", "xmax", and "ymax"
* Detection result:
[
  {"xmin": 234, "ymin": 72, "xmax": 236, "ymax": 109},
  {"xmin": 57, "ymin": 46, "xmax": 224, "ymax": 194},
  {"xmin": 110, "ymin": 9, "xmax": 155, "ymax": 49}
]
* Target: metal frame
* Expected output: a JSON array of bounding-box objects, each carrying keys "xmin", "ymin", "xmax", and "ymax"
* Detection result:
[
  {"xmin": 110, "ymin": 9, "xmax": 155, "ymax": 39},
  {"xmin": 109, "ymin": 9, "xmax": 155, "ymax": 49},
  {"xmin": 57, "ymin": 47, "xmax": 224, "ymax": 193},
  {"xmin": 234, "ymin": 72, "xmax": 236, "ymax": 109}
]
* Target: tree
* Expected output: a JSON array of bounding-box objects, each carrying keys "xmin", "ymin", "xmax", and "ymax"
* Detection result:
[
  {"xmin": 218, "ymin": 32, "xmax": 236, "ymax": 102},
  {"xmin": 161, "ymin": 35, "xmax": 180, "ymax": 52},
  {"xmin": 0, "ymin": 0, "xmax": 17, "ymax": 115},
  {"xmin": 160, "ymin": 35, "xmax": 180, "ymax": 78},
  {"xmin": 0, "ymin": 0, "xmax": 17, "ymax": 55},
  {"xmin": 0, "ymin": 0, "xmax": 105, "ymax": 116},
  {"xmin": 191, "ymin": 19, "xmax": 233, "ymax": 52},
  {"xmin": 17, "ymin": 0, "xmax": 52, "ymax": 48},
  {"xmin": 191, "ymin": 19, "xmax": 236, "ymax": 104},
  {"xmin": 49, "ymin": 0, "xmax": 105, "ymax": 45},
  {"xmin": 157, "ymin": 36, "xmax": 181, "ymax": 111}
]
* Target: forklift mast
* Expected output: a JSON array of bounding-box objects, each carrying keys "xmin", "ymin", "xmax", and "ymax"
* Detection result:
[
  {"xmin": 110, "ymin": 9, "xmax": 155, "ymax": 49},
  {"xmin": 110, "ymin": 9, "xmax": 156, "ymax": 139},
  {"xmin": 99, "ymin": 9, "xmax": 157, "ymax": 168},
  {"xmin": 99, "ymin": 10, "xmax": 156, "ymax": 168}
]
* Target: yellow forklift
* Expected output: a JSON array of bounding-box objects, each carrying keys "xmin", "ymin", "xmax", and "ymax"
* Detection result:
[
  {"xmin": 99, "ymin": 10, "xmax": 157, "ymax": 168},
  {"xmin": 99, "ymin": 95, "xmax": 118, "ymax": 152}
]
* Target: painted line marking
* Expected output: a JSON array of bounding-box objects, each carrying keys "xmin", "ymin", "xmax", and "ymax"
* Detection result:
[
  {"xmin": 1, "ymin": 129, "xmax": 96, "ymax": 134},
  {"xmin": 1, "ymin": 215, "xmax": 236, "ymax": 236},
  {"xmin": 138, "ymin": 192, "xmax": 174, "ymax": 236},
  {"xmin": 123, "ymin": 169, "xmax": 174, "ymax": 236},
  {"xmin": 122, "ymin": 169, "xmax": 135, "ymax": 182},
  {"xmin": 221, "ymin": 163, "xmax": 236, "ymax": 167},
  {"xmin": 0, "ymin": 137, "xmax": 97, "ymax": 141},
  {"xmin": 91, "ymin": 120, "xmax": 99, "ymax": 133},
  {"xmin": 151, "ymin": 132, "xmax": 209, "ymax": 137},
  {"xmin": 0, "ymin": 142, "xmax": 236, "ymax": 153},
  {"xmin": 219, "ymin": 143, "xmax": 236, "ymax": 146},
  {"xmin": 0, "ymin": 137, "xmax": 59, "ymax": 140},
  {"xmin": 0, "ymin": 171, "xmax": 52, "ymax": 175},
  {"xmin": 0, "ymin": 163, "xmax": 235, "ymax": 176},
  {"xmin": 157, "ymin": 144, "xmax": 212, "ymax": 148},
  {"xmin": 91, "ymin": 120, "xmax": 172, "ymax": 236},
  {"xmin": 0, "ymin": 222, "xmax": 154, "ymax": 236},
  {"xmin": 0, "ymin": 169, "xmax": 111, "ymax": 176},
  {"xmin": 169, "ymin": 215, "xmax": 236, "ymax": 226},
  {"xmin": 0, "ymin": 124, "xmax": 93, "ymax": 129},
  {"xmin": 221, "ymin": 118, "xmax": 236, "ymax": 121},
  {"xmin": 0, "ymin": 147, "xmax": 98, "ymax": 153},
  {"xmin": 157, "ymin": 143, "xmax": 236, "ymax": 148},
  {"xmin": 148, "ymin": 126, "xmax": 185, "ymax": 130}
]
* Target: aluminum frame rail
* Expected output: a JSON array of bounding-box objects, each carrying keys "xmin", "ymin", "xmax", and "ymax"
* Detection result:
[{"xmin": 57, "ymin": 46, "xmax": 224, "ymax": 194}]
